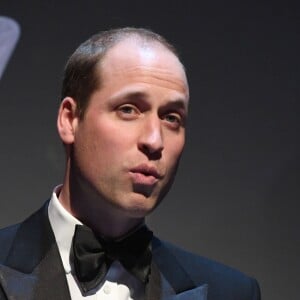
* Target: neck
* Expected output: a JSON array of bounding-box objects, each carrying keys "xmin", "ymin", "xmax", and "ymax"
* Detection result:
[{"xmin": 58, "ymin": 160, "xmax": 144, "ymax": 239}]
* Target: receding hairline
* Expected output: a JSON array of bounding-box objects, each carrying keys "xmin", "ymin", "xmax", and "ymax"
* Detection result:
[
  {"xmin": 61, "ymin": 27, "xmax": 185, "ymax": 118},
  {"xmin": 86, "ymin": 27, "xmax": 179, "ymax": 55},
  {"xmin": 97, "ymin": 34, "xmax": 186, "ymax": 73}
]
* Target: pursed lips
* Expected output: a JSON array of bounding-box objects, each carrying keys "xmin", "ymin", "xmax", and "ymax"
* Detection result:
[{"xmin": 129, "ymin": 164, "xmax": 162, "ymax": 186}]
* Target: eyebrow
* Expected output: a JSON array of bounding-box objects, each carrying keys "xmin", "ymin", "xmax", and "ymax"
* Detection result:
[
  {"xmin": 109, "ymin": 89, "xmax": 149, "ymax": 103},
  {"xmin": 110, "ymin": 89, "xmax": 188, "ymax": 111},
  {"xmin": 163, "ymin": 99, "xmax": 188, "ymax": 110}
]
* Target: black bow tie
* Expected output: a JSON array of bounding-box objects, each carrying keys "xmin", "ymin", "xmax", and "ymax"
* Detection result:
[{"xmin": 72, "ymin": 224, "xmax": 153, "ymax": 294}]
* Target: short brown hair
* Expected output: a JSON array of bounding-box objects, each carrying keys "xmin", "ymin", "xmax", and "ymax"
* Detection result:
[{"xmin": 61, "ymin": 27, "xmax": 180, "ymax": 118}]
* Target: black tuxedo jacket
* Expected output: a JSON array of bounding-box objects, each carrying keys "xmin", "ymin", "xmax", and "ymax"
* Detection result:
[{"xmin": 0, "ymin": 203, "xmax": 260, "ymax": 300}]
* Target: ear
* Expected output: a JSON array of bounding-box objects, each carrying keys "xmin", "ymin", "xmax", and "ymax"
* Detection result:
[{"xmin": 57, "ymin": 97, "xmax": 78, "ymax": 144}]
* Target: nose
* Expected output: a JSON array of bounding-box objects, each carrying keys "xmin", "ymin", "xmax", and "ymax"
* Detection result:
[{"xmin": 138, "ymin": 117, "xmax": 164, "ymax": 158}]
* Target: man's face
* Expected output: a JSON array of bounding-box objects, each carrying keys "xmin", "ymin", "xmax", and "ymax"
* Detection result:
[{"xmin": 71, "ymin": 39, "xmax": 189, "ymax": 219}]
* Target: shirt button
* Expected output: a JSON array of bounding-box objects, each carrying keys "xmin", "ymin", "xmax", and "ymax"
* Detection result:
[{"xmin": 103, "ymin": 285, "xmax": 111, "ymax": 294}]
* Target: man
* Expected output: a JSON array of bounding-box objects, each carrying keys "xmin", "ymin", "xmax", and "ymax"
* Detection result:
[{"xmin": 0, "ymin": 28, "xmax": 260, "ymax": 300}]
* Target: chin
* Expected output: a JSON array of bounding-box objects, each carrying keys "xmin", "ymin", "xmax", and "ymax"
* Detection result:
[{"xmin": 117, "ymin": 194, "xmax": 159, "ymax": 219}]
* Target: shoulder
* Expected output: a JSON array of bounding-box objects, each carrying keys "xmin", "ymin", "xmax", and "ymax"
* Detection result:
[
  {"xmin": 154, "ymin": 238, "xmax": 260, "ymax": 300},
  {"xmin": 0, "ymin": 201, "xmax": 49, "ymax": 264}
]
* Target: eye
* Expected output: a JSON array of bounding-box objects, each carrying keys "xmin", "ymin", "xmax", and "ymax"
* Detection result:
[
  {"xmin": 117, "ymin": 104, "xmax": 140, "ymax": 119},
  {"xmin": 163, "ymin": 113, "xmax": 183, "ymax": 129}
]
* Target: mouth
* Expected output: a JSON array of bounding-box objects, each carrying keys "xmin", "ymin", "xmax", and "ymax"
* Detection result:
[{"xmin": 129, "ymin": 164, "xmax": 162, "ymax": 186}]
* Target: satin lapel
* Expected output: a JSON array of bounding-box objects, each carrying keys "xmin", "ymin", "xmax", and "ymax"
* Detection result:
[
  {"xmin": 152, "ymin": 238, "xmax": 196, "ymax": 293},
  {"xmin": 166, "ymin": 285, "xmax": 208, "ymax": 300},
  {"xmin": 2, "ymin": 202, "xmax": 71, "ymax": 300},
  {"xmin": 151, "ymin": 238, "xmax": 208, "ymax": 300},
  {"xmin": 145, "ymin": 261, "xmax": 163, "ymax": 300},
  {"xmin": 0, "ymin": 264, "xmax": 36, "ymax": 299}
]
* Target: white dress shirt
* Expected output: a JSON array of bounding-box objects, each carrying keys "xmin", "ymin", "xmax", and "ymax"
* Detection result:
[{"xmin": 48, "ymin": 186, "xmax": 144, "ymax": 300}]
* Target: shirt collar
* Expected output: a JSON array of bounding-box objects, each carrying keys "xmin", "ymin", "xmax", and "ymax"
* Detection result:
[{"xmin": 48, "ymin": 185, "xmax": 82, "ymax": 274}]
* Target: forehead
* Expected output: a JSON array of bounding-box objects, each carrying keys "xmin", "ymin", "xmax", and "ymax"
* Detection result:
[{"xmin": 98, "ymin": 38, "xmax": 189, "ymax": 98}]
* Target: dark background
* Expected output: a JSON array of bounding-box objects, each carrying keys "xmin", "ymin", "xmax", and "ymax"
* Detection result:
[{"xmin": 0, "ymin": 1, "xmax": 299, "ymax": 299}]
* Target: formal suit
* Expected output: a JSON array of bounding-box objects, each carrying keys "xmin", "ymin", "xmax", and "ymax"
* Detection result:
[{"xmin": 0, "ymin": 202, "xmax": 260, "ymax": 300}]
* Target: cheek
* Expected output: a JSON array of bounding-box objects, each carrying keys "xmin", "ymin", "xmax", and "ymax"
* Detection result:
[
  {"xmin": 86, "ymin": 121, "xmax": 135, "ymax": 165},
  {"xmin": 97, "ymin": 130, "xmax": 132, "ymax": 157},
  {"xmin": 165, "ymin": 135, "xmax": 185, "ymax": 165}
]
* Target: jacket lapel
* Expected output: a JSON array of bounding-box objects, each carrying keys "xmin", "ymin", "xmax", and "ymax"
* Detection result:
[
  {"xmin": 0, "ymin": 204, "xmax": 207, "ymax": 300},
  {"xmin": 0, "ymin": 202, "xmax": 71, "ymax": 300},
  {"xmin": 151, "ymin": 238, "xmax": 207, "ymax": 300},
  {"xmin": 0, "ymin": 264, "xmax": 36, "ymax": 299},
  {"xmin": 166, "ymin": 285, "xmax": 208, "ymax": 300}
]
